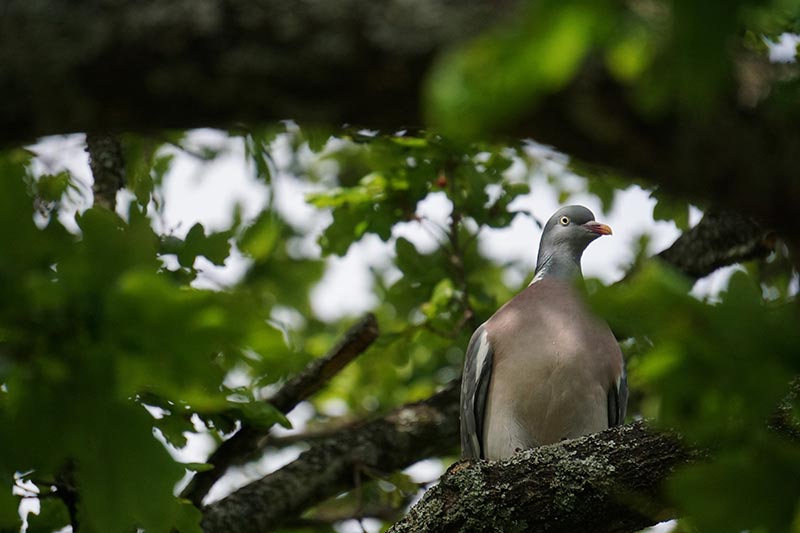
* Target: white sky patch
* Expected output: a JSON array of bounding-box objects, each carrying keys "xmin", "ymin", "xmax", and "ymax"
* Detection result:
[
  {"xmin": 768, "ymin": 32, "xmax": 799, "ymax": 63},
  {"xmin": 310, "ymin": 234, "xmax": 389, "ymax": 321},
  {"xmin": 320, "ymin": 397, "xmax": 350, "ymax": 417},
  {"xmin": 160, "ymin": 131, "xmax": 268, "ymax": 235},
  {"xmin": 404, "ymin": 458, "xmax": 446, "ymax": 484},
  {"xmin": 272, "ymin": 173, "xmax": 333, "ymax": 235},
  {"xmin": 336, "ymin": 518, "xmax": 382, "ymax": 533},
  {"xmin": 392, "ymin": 191, "xmax": 452, "ymax": 254},
  {"xmin": 643, "ymin": 520, "xmax": 677, "ymax": 533},
  {"xmin": 27, "ymin": 134, "xmax": 93, "ymax": 232},
  {"xmin": 691, "ymin": 264, "xmax": 745, "ymax": 301}
]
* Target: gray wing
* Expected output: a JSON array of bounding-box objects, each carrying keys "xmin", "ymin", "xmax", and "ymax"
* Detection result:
[
  {"xmin": 607, "ymin": 362, "xmax": 628, "ymax": 427},
  {"xmin": 460, "ymin": 324, "xmax": 493, "ymax": 459}
]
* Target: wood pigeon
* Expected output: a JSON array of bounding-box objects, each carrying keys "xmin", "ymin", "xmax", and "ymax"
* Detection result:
[{"xmin": 460, "ymin": 205, "xmax": 627, "ymax": 460}]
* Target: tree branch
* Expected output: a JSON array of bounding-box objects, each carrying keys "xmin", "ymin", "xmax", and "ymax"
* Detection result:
[
  {"xmin": 655, "ymin": 210, "xmax": 773, "ymax": 280},
  {"xmin": 270, "ymin": 314, "xmax": 380, "ymax": 413},
  {"xmin": 184, "ymin": 313, "xmax": 379, "ymax": 505},
  {"xmin": 200, "ymin": 381, "xmax": 460, "ymax": 533},
  {"xmin": 85, "ymin": 133, "xmax": 125, "ymax": 210},
  {"xmin": 387, "ymin": 421, "xmax": 697, "ymax": 533},
  {"xmin": 1, "ymin": 0, "xmax": 500, "ymax": 146}
]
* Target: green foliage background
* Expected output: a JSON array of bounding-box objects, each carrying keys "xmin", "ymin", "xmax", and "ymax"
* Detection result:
[{"xmin": 2, "ymin": 0, "xmax": 800, "ymax": 532}]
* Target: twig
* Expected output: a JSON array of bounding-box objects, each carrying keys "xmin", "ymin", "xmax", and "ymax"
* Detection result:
[
  {"xmin": 184, "ymin": 313, "xmax": 380, "ymax": 505},
  {"xmin": 270, "ymin": 313, "xmax": 379, "ymax": 412},
  {"xmin": 445, "ymin": 163, "xmax": 479, "ymax": 332},
  {"xmin": 283, "ymin": 496, "xmax": 411, "ymax": 529},
  {"xmin": 55, "ymin": 461, "xmax": 79, "ymax": 532}
]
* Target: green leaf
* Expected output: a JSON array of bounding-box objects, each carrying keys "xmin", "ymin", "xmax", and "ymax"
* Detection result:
[
  {"xmin": 35, "ymin": 171, "xmax": 72, "ymax": 203},
  {"xmin": 233, "ymin": 400, "xmax": 291, "ymax": 430},
  {"xmin": 671, "ymin": 443, "xmax": 800, "ymax": 533},
  {"xmin": 301, "ymin": 126, "xmax": 332, "ymax": 153},
  {"xmin": 183, "ymin": 462, "xmax": 214, "ymax": 473},
  {"xmin": 75, "ymin": 400, "xmax": 196, "ymax": 533},
  {"xmin": 26, "ymin": 498, "xmax": 71, "ymax": 533},
  {"xmin": 121, "ymin": 135, "xmax": 158, "ymax": 207},
  {"xmin": 385, "ymin": 472, "xmax": 420, "ymax": 496},
  {"xmin": 426, "ymin": 1, "xmax": 605, "ymax": 139},
  {"xmin": 0, "ymin": 477, "xmax": 20, "ymax": 531},
  {"xmin": 178, "ymin": 223, "xmax": 232, "ymax": 268},
  {"xmin": 154, "ymin": 411, "xmax": 195, "ymax": 448},
  {"xmin": 239, "ymin": 212, "xmax": 282, "ymax": 260},
  {"xmin": 651, "ymin": 189, "xmax": 690, "ymax": 231}
]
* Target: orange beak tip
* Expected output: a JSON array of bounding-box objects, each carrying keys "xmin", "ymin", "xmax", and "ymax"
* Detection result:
[{"xmin": 584, "ymin": 221, "xmax": 613, "ymax": 236}]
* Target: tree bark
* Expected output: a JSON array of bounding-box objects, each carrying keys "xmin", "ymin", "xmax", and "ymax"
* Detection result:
[
  {"xmin": 85, "ymin": 133, "xmax": 125, "ymax": 210},
  {"xmin": 654, "ymin": 210, "xmax": 772, "ymax": 280},
  {"xmin": 388, "ymin": 421, "xmax": 697, "ymax": 533},
  {"xmin": 0, "ymin": 0, "xmax": 499, "ymax": 145}
]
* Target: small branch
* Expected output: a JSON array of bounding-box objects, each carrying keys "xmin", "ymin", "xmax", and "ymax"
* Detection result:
[
  {"xmin": 85, "ymin": 133, "xmax": 125, "ymax": 211},
  {"xmin": 55, "ymin": 461, "xmax": 79, "ymax": 532},
  {"xmin": 271, "ymin": 314, "xmax": 380, "ymax": 412},
  {"xmin": 200, "ymin": 382, "xmax": 459, "ymax": 533},
  {"xmin": 184, "ymin": 313, "xmax": 380, "ymax": 505},
  {"xmin": 254, "ymin": 419, "xmax": 364, "ymax": 448},
  {"xmin": 446, "ymin": 164, "xmax": 478, "ymax": 332},
  {"xmin": 388, "ymin": 421, "xmax": 698, "ymax": 533},
  {"xmin": 299, "ymin": 496, "xmax": 412, "ymax": 525}
]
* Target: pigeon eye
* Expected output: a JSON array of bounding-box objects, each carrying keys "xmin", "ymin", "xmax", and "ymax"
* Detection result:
[{"xmin": 559, "ymin": 216, "xmax": 570, "ymax": 226}]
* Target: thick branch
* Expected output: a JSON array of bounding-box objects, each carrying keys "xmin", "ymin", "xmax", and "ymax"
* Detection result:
[
  {"xmin": 655, "ymin": 210, "xmax": 773, "ymax": 280},
  {"xmin": 0, "ymin": 0, "xmax": 499, "ymax": 146},
  {"xmin": 388, "ymin": 421, "xmax": 697, "ymax": 533},
  {"xmin": 185, "ymin": 313, "xmax": 379, "ymax": 505},
  {"xmin": 200, "ymin": 381, "xmax": 460, "ymax": 533}
]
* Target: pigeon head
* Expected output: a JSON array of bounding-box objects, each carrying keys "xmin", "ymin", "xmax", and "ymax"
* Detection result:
[{"xmin": 534, "ymin": 205, "xmax": 612, "ymax": 281}]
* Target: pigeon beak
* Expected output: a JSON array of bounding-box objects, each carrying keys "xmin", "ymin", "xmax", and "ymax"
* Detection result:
[{"xmin": 583, "ymin": 221, "xmax": 613, "ymax": 236}]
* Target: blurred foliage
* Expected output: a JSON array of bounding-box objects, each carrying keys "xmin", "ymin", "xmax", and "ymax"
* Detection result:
[
  {"xmin": 593, "ymin": 264, "xmax": 800, "ymax": 532},
  {"xmin": 426, "ymin": 0, "xmax": 800, "ymax": 138},
  {"xmin": 2, "ymin": 0, "xmax": 800, "ymax": 531},
  {"xmin": 0, "ymin": 139, "xmax": 324, "ymax": 532}
]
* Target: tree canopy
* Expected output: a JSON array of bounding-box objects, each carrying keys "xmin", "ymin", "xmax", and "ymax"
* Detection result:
[{"xmin": 1, "ymin": 1, "xmax": 799, "ymax": 532}]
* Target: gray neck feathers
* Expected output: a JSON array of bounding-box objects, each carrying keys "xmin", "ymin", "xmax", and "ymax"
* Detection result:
[{"xmin": 532, "ymin": 248, "xmax": 583, "ymax": 284}]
